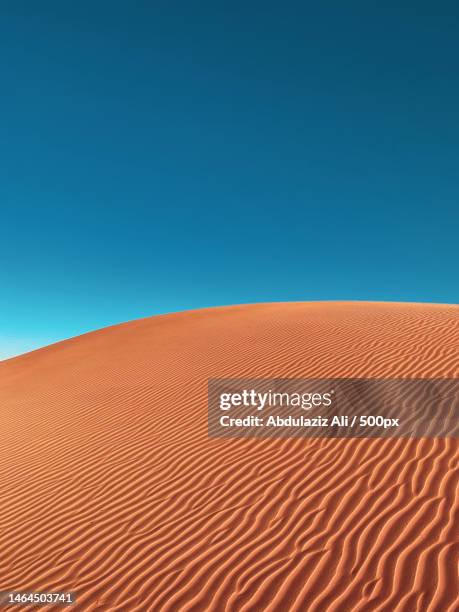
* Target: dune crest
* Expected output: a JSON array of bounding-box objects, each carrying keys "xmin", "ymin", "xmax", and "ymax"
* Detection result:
[{"xmin": 1, "ymin": 302, "xmax": 458, "ymax": 611}]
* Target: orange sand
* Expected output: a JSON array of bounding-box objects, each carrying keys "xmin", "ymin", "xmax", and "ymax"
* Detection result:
[{"xmin": 1, "ymin": 302, "xmax": 458, "ymax": 611}]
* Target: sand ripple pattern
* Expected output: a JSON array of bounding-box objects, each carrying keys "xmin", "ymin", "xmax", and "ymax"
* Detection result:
[{"xmin": 0, "ymin": 302, "xmax": 458, "ymax": 611}]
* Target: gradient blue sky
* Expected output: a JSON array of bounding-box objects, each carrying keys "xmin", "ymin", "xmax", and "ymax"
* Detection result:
[{"xmin": 1, "ymin": 2, "xmax": 458, "ymax": 358}]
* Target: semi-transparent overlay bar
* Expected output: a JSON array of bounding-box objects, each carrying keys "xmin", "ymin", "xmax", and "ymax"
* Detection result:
[{"xmin": 208, "ymin": 378, "xmax": 459, "ymax": 438}]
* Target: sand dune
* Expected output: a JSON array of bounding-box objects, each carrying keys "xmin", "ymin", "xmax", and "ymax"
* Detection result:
[{"xmin": 1, "ymin": 302, "xmax": 458, "ymax": 611}]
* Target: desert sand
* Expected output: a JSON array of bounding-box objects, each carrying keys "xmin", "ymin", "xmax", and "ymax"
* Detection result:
[{"xmin": 1, "ymin": 302, "xmax": 458, "ymax": 611}]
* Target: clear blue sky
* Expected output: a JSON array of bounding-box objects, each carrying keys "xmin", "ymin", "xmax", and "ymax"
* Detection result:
[{"xmin": 1, "ymin": 2, "xmax": 458, "ymax": 358}]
